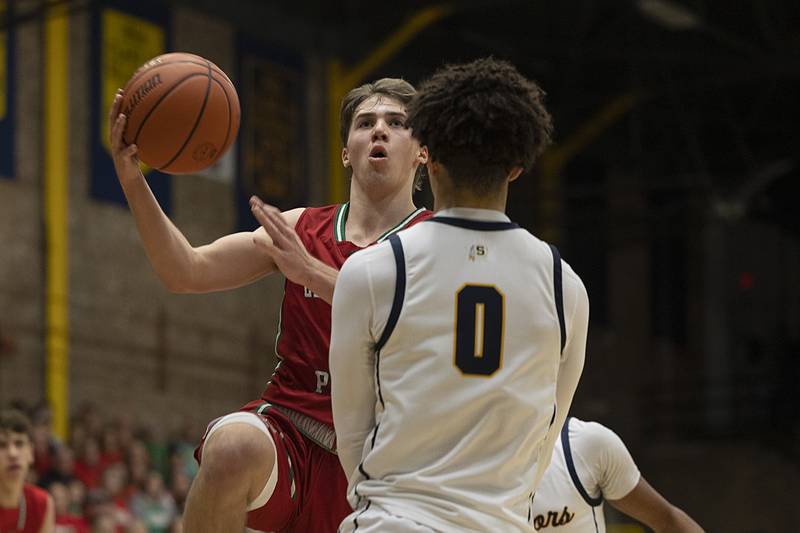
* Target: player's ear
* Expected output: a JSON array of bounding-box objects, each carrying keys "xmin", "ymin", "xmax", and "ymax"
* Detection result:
[
  {"xmin": 341, "ymin": 147, "xmax": 350, "ymax": 168},
  {"xmin": 508, "ymin": 167, "xmax": 523, "ymax": 182},
  {"xmin": 417, "ymin": 145, "xmax": 428, "ymax": 165}
]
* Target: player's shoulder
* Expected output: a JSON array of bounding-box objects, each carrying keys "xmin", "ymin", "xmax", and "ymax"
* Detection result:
[
  {"xmin": 24, "ymin": 483, "xmax": 51, "ymax": 516},
  {"xmin": 341, "ymin": 238, "xmax": 395, "ymax": 275},
  {"xmin": 337, "ymin": 240, "xmax": 397, "ymax": 302},
  {"xmin": 546, "ymin": 244, "xmax": 586, "ymax": 306},
  {"xmin": 569, "ymin": 418, "xmax": 627, "ymax": 456},
  {"xmin": 511, "ymin": 228, "xmax": 560, "ymax": 257},
  {"xmin": 412, "ymin": 208, "xmax": 434, "ymax": 223},
  {"xmin": 296, "ymin": 204, "xmax": 339, "ymax": 223},
  {"xmin": 288, "ymin": 204, "xmax": 344, "ymax": 237}
]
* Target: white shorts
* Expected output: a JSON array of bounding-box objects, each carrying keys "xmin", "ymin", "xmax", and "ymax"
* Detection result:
[{"xmin": 339, "ymin": 504, "xmax": 436, "ymax": 533}]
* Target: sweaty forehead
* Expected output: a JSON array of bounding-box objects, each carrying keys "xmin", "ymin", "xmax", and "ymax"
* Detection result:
[{"xmin": 354, "ymin": 95, "xmax": 406, "ymax": 117}]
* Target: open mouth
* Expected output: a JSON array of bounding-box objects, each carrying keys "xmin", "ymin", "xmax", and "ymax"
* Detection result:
[{"xmin": 369, "ymin": 147, "xmax": 387, "ymax": 159}]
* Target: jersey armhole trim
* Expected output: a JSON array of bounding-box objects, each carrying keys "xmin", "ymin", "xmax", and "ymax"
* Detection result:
[
  {"xmin": 549, "ymin": 244, "xmax": 566, "ymax": 354},
  {"xmin": 562, "ymin": 417, "xmax": 604, "ymax": 507},
  {"xmin": 374, "ymin": 234, "xmax": 406, "ymax": 353},
  {"xmin": 373, "ymin": 234, "xmax": 406, "ymax": 410}
]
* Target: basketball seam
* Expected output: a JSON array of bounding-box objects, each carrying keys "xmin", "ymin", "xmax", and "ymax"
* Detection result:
[
  {"xmin": 130, "ymin": 72, "xmax": 208, "ymax": 146},
  {"xmin": 159, "ymin": 60, "xmax": 214, "ymax": 171},
  {"xmin": 212, "ymin": 75, "xmax": 234, "ymax": 159},
  {"xmin": 124, "ymin": 57, "xmax": 230, "ymax": 91}
]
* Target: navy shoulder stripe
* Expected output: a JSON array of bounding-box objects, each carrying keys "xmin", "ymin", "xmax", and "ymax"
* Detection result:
[
  {"xmin": 562, "ymin": 417, "xmax": 603, "ymax": 507},
  {"xmin": 550, "ymin": 244, "xmax": 566, "ymax": 354},
  {"xmin": 374, "ymin": 234, "xmax": 406, "ymax": 353},
  {"xmin": 430, "ymin": 217, "xmax": 519, "ymax": 231},
  {"xmin": 373, "ymin": 235, "xmax": 406, "ymax": 409}
]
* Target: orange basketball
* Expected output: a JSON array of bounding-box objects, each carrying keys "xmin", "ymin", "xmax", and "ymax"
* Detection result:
[{"xmin": 120, "ymin": 52, "xmax": 240, "ymax": 174}]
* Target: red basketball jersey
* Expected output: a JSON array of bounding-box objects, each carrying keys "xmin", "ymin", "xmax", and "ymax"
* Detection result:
[
  {"xmin": 0, "ymin": 484, "xmax": 49, "ymax": 533},
  {"xmin": 261, "ymin": 203, "xmax": 431, "ymax": 427}
]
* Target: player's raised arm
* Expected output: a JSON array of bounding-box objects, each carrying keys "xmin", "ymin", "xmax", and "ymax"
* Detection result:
[
  {"xmin": 250, "ymin": 197, "xmax": 339, "ymax": 304},
  {"xmin": 108, "ymin": 90, "xmax": 295, "ymax": 293}
]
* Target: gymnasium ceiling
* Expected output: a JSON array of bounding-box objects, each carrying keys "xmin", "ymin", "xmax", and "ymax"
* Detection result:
[
  {"xmin": 4, "ymin": 0, "xmax": 797, "ymax": 232},
  {"xmin": 188, "ymin": 0, "xmax": 800, "ymax": 233}
]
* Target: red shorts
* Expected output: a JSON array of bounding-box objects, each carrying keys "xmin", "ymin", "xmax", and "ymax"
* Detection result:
[{"xmin": 195, "ymin": 400, "xmax": 351, "ymax": 533}]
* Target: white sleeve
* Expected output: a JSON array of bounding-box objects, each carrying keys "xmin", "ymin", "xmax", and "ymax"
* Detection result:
[
  {"xmin": 575, "ymin": 421, "xmax": 641, "ymax": 500},
  {"xmin": 330, "ymin": 246, "xmax": 394, "ymax": 481},
  {"xmin": 534, "ymin": 261, "xmax": 589, "ymax": 484}
]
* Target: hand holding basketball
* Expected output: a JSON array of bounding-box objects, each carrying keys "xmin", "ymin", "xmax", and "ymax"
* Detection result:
[
  {"xmin": 109, "ymin": 90, "xmax": 143, "ymax": 186},
  {"xmin": 110, "ymin": 52, "xmax": 240, "ymax": 175}
]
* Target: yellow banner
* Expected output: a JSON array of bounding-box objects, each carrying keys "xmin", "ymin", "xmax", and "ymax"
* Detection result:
[
  {"xmin": 0, "ymin": 0, "xmax": 7, "ymax": 121},
  {"xmin": 101, "ymin": 8, "xmax": 164, "ymax": 153}
]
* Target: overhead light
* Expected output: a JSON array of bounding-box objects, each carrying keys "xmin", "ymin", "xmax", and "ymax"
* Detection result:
[{"xmin": 636, "ymin": 0, "xmax": 701, "ymax": 30}]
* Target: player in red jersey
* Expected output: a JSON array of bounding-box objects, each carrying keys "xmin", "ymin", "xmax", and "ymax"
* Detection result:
[
  {"xmin": 109, "ymin": 77, "xmax": 430, "ymax": 532},
  {"xmin": 0, "ymin": 409, "xmax": 54, "ymax": 533}
]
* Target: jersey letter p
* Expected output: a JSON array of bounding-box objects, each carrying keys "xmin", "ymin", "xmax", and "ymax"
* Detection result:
[{"xmin": 315, "ymin": 370, "xmax": 330, "ymax": 393}]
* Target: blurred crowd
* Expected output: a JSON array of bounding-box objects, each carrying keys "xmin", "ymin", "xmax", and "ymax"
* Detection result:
[{"xmin": 10, "ymin": 399, "xmax": 198, "ymax": 533}]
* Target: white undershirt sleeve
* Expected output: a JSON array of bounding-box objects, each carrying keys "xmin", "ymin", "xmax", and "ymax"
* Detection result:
[
  {"xmin": 535, "ymin": 261, "xmax": 589, "ymax": 485},
  {"xmin": 330, "ymin": 245, "xmax": 394, "ymax": 482}
]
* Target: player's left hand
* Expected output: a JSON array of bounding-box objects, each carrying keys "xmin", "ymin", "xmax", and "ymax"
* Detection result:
[{"xmin": 250, "ymin": 196, "xmax": 314, "ymax": 286}]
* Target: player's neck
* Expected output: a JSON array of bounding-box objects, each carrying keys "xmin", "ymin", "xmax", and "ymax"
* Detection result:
[
  {"xmin": 434, "ymin": 195, "xmax": 506, "ymax": 212},
  {"xmin": 0, "ymin": 477, "xmax": 23, "ymax": 507},
  {"xmin": 345, "ymin": 183, "xmax": 416, "ymax": 246},
  {"xmin": 430, "ymin": 166, "xmax": 509, "ymax": 213},
  {"xmin": 433, "ymin": 184, "xmax": 508, "ymax": 213}
]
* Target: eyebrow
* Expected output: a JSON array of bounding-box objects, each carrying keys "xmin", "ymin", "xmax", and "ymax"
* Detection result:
[{"xmin": 354, "ymin": 111, "xmax": 407, "ymax": 120}]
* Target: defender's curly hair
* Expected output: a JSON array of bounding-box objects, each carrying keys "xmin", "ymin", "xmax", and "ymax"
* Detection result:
[{"xmin": 407, "ymin": 58, "xmax": 553, "ymax": 193}]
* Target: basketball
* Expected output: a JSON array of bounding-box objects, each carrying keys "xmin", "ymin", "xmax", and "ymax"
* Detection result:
[{"xmin": 120, "ymin": 52, "xmax": 240, "ymax": 174}]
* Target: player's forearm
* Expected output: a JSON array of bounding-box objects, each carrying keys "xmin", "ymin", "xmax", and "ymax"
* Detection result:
[
  {"xmin": 655, "ymin": 506, "xmax": 704, "ymax": 533},
  {"xmin": 120, "ymin": 175, "xmax": 200, "ymax": 292}
]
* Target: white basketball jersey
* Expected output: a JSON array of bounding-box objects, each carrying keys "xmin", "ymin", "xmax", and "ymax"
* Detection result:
[
  {"xmin": 333, "ymin": 208, "xmax": 588, "ymax": 532},
  {"xmin": 531, "ymin": 418, "xmax": 641, "ymax": 532}
]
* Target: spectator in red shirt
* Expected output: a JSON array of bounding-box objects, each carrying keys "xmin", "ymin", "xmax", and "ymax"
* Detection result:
[
  {"xmin": 73, "ymin": 439, "xmax": 103, "ymax": 490},
  {"xmin": 48, "ymin": 481, "xmax": 88, "ymax": 533},
  {"xmin": 0, "ymin": 408, "xmax": 55, "ymax": 533},
  {"xmin": 99, "ymin": 428, "xmax": 123, "ymax": 471},
  {"xmin": 30, "ymin": 406, "xmax": 59, "ymax": 483}
]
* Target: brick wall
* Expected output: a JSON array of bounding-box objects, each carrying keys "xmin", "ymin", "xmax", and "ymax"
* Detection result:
[{"xmin": 0, "ymin": 5, "xmax": 324, "ymax": 437}]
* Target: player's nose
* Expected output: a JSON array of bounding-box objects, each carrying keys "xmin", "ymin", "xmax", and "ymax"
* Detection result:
[{"xmin": 371, "ymin": 119, "xmax": 389, "ymax": 141}]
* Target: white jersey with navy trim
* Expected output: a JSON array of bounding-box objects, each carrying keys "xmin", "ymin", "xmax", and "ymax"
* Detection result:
[
  {"xmin": 531, "ymin": 418, "xmax": 641, "ymax": 532},
  {"xmin": 330, "ymin": 208, "xmax": 589, "ymax": 532}
]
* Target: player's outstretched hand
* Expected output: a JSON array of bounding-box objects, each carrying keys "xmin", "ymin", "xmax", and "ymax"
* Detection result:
[
  {"xmin": 108, "ymin": 88, "xmax": 144, "ymax": 186},
  {"xmin": 250, "ymin": 196, "xmax": 314, "ymax": 287}
]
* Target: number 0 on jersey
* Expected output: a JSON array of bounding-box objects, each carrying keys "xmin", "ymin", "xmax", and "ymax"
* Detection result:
[{"xmin": 454, "ymin": 284, "xmax": 505, "ymax": 376}]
